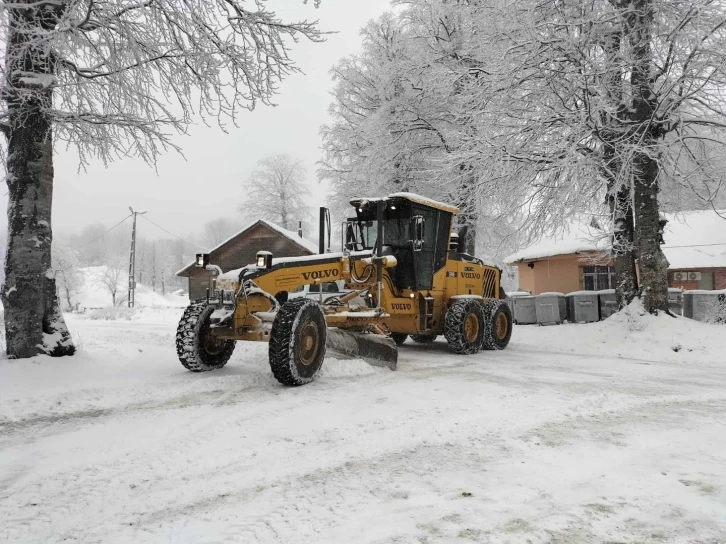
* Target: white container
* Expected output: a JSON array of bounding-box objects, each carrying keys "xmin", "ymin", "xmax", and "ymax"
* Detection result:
[
  {"xmin": 535, "ymin": 292, "xmax": 566, "ymax": 324},
  {"xmin": 668, "ymin": 287, "xmax": 683, "ymax": 316},
  {"xmin": 511, "ymin": 295, "xmax": 536, "ymax": 325},
  {"xmin": 684, "ymin": 290, "xmax": 726, "ymax": 322},
  {"xmin": 684, "ymin": 290, "xmax": 714, "ymax": 321},
  {"xmin": 598, "ymin": 289, "xmax": 618, "ymax": 320},
  {"xmin": 566, "ymin": 291, "xmax": 600, "ymax": 323}
]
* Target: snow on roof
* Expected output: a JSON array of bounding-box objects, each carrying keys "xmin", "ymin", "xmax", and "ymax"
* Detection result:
[
  {"xmin": 387, "ymin": 193, "xmax": 460, "ymax": 214},
  {"xmin": 176, "ymin": 219, "xmax": 318, "ymax": 276},
  {"xmin": 350, "ymin": 193, "xmax": 460, "ymax": 214},
  {"xmin": 504, "ymin": 210, "xmax": 726, "ymax": 269},
  {"xmin": 258, "ymin": 220, "xmax": 319, "ymax": 254},
  {"xmin": 662, "ymin": 210, "xmax": 726, "ymax": 269},
  {"xmin": 504, "ymin": 217, "xmax": 610, "ymax": 264}
]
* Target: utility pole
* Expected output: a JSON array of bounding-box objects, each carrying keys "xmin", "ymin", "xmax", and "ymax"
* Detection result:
[{"xmin": 128, "ymin": 207, "xmax": 147, "ymax": 308}]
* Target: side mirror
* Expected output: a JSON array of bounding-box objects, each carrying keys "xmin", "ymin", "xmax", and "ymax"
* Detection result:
[{"xmin": 410, "ymin": 215, "xmax": 425, "ymax": 252}]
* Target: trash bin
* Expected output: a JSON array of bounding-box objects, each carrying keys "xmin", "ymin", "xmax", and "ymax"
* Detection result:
[
  {"xmin": 684, "ymin": 290, "xmax": 726, "ymax": 322},
  {"xmin": 511, "ymin": 295, "xmax": 536, "ymax": 325},
  {"xmin": 598, "ymin": 289, "xmax": 618, "ymax": 320},
  {"xmin": 535, "ymin": 292, "xmax": 566, "ymax": 324},
  {"xmin": 668, "ymin": 287, "xmax": 683, "ymax": 316},
  {"xmin": 507, "ymin": 291, "xmax": 531, "ymax": 305},
  {"xmin": 683, "ymin": 290, "xmax": 713, "ymax": 321},
  {"xmin": 566, "ymin": 291, "xmax": 600, "ymax": 323}
]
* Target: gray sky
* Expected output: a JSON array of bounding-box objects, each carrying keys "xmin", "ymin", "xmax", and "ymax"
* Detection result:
[{"xmin": 0, "ymin": 0, "xmax": 392, "ymax": 242}]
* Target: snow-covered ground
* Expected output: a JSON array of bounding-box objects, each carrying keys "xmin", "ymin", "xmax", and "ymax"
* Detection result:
[{"xmin": 1, "ymin": 305, "xmax": 725, "ymax": 543}]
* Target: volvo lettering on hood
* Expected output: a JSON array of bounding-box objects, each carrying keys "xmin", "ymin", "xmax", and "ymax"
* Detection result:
[{"xmin": 301, "ymin": 269, "xmax": 340, "ymax": 281}]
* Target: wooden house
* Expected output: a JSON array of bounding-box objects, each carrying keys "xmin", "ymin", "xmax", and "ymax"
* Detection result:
[{"xmin": 177, "ymin": 220, "xmax": 318, "ymax": 300}]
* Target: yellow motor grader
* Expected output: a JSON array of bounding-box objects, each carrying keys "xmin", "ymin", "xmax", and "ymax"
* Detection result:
[{"xmin": 176, "ymin": 193, "xmax": 512, "ymax": 385}]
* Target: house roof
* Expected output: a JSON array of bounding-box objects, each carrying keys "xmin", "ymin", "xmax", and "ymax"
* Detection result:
[
  {"xmin": 176, "ymin": 219, "xmax": 318, "ymax": 276},
  {"xmin": 662, "ymin": 210, "xmax": 726, "ymax": 269},
  {"xmin": 504, "ymin": 210, "xmax": 726, "ymax": 269},
  {"xmin": 503, "ymin": 217, "xmax": 610, "ymax": 264}
]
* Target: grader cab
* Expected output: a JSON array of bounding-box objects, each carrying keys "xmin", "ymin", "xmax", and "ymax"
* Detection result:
[{"xmin": 175, "ymin": 193, "xmax": 512, "ymax": 385}]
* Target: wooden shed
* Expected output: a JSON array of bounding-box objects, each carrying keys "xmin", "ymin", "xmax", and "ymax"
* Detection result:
[{"xmin": 177, "ymin": 220, "xmax": 318, "ymax": 300}]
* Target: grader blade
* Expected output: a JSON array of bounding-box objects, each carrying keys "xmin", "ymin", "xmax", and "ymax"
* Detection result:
[{"xmin": 325, "ymin": 329, "xmax": 398, "ymax": 370}]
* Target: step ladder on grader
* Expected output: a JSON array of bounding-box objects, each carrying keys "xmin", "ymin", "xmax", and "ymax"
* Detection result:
[{"xmin": 176, "ymin": 193, "xmax": 513, "ymax": 385}]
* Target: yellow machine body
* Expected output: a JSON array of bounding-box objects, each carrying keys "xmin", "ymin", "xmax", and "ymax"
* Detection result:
[
  {"xmin": 179, "ymin": 192, "xmax": 511, "ymax": 383},
  {"xmin": 209, "ymin": 236, "xmax": 501, "ymax": 342}
]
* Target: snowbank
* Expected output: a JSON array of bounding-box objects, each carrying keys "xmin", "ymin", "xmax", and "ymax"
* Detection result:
[{"xmin": 513, "ymin": 299, "xmax": 725, "ymax": 365}]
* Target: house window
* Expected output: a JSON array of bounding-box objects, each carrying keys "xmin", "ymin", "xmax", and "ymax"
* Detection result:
[{"xmin": 581, "ymin": 266, "xmax": 615, "ymax": 291}]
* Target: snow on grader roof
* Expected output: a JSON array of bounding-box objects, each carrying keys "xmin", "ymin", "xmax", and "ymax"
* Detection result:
[{"xmin": 349, "ymin": 192, "xmax": 460, "ymax": 214}]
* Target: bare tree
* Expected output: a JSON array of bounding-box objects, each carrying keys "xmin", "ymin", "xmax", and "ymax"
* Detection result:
[
  {"xmin": 51, "ymin": 241, "xmax": 81, "ymax": 311},
  {"xmin": 0, "ymin": 0, "xmax": 323, "ymax": 358},
  {"xmin": 203, "ymin": 218, "xmax": 240, "ymax": 248},
  {"xmin": 95, "ymin": 262, "xmax": 125, "ymax": 307},
  {"xmin": 238, "ymin": 154, "xmax": 312, "ymax": 230}
]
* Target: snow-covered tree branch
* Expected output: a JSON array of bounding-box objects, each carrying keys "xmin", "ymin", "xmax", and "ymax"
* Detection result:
[
  {"xmin": 0, "ymin": 0, "xmax": 324, "ymax": 358},
  {"xmin": 321, "ymin": 0, "xmax": 726, "ymax": 312}
]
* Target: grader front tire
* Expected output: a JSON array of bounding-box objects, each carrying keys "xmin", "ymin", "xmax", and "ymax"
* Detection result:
[
  {"xmin": 444, "ymin": 299, "xmax": 486, "ymax": 355},
  {"xmin": 176, "ymin": 300, "xmax": 236, "ymax": 372},
  {"xmin": 269, "ymin": 298, "xmax": 327, "ymax": 386}
]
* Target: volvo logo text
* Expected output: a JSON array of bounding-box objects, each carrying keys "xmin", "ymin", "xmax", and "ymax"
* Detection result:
[
  {"xmin": 301, "ymin": 269, "xmax": 340, "ymax": 281},
  {"xmin": 391, "ymin": 303, "xmax": 412, "ymax": 310},
  {"xmin": 462, "ymin": 272, "xmax": 481, "ymax": 279}
]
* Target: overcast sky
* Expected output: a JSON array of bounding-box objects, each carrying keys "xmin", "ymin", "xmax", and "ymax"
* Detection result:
[{"xmin": 0, "ymin": 0, "xmax": 393, "ymax": 242}]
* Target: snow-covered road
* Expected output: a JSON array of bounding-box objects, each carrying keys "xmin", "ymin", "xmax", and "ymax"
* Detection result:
[{"xmin": 1, "ymin": 308, "xmax": 725, "ymax": 543}]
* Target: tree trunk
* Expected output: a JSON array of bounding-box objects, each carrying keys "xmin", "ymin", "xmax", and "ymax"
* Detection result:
[
  {"xmin": 610, "ymin": 189, "xmax": 639, "ymax": 307},
  {"xmin": 1, "ymin": 3, "xmax": 75, "ymax": 358},
  {"xmin": 626, "ymin": 0, "xmax": 668, "ymax": 313},
  {"xmin": 601, "ymin": 25, "xmax": 639, "ymax": 309},
  {"xmin": 456, "ymin": 165, "xmax": 477, "ymax": 256},
  {"xmin": 632, "ymin": 153, "xmax": 669, "ymax": 312}
]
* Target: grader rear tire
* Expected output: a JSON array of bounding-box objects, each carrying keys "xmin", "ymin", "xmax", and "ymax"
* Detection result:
[
  {"xmin": 481, "ymin": 300, "xmax": 513, "ymax": 350},
  {"xmin": 269, "ymin": 298, "xmax": 327, "ymax": 386},
  {"xmin": 444, "ymin": 299, "xmax": 485, "ymax": 355},
  {"xmin": 176, "ymin": 300, "xmax": 236, "ymax": 372},
  {"xmin": 409, "ymin": 334, "xmax": 438, "ymax": 344}
]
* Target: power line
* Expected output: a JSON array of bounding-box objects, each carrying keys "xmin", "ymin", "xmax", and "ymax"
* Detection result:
[
  {"xmin": 72, "ymin": 214, "xmax": 132, "ymax": 250},
  {"xmin": 663, "ymin": 242, "xmax": 726, "ymax": 248},
  {"xmin": 140, "ymin": 214, "xmax": 207, "ymax": 250}
]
